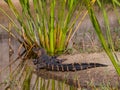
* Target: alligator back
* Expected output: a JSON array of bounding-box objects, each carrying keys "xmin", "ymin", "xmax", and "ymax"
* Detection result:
[{"xmin": 46, "ymin": 63, "xmax": 107, "ymax": 71}]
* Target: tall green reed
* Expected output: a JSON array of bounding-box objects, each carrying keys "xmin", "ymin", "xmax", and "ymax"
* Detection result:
[{"xmin": 87, "ymin": 0, "xmax": 120, "ymax": 75}]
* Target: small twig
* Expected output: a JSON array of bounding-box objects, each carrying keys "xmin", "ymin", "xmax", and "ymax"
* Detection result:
[
  {"xmin": 18, "ymin": 43, "xmax": 24, "ymax": 57},
  {"xmin": 8, "ymin": 23, "xmax": 14, "ymax": 73},
  {"xmin": 24, "ymin": 44, "xmax": 35, "ymax": 58}
]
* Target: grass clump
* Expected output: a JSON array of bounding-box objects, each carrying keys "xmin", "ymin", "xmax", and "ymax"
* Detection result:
[{"xmin": 0, "ymin": 0, "xmax": 93, "ymax": 56}]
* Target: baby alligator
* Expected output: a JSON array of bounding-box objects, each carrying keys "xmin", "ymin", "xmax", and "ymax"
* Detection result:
[{"xmin": 33, "ymin": 48, "xmax": 107, "ymax": 71}]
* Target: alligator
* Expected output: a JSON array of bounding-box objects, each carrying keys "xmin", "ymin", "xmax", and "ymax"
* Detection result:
[{"xmin": 32, "ymin": 48, "xmax": 107, "ymax": 71}]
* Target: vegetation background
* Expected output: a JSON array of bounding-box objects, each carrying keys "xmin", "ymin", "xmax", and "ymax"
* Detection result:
[{"xmin": 0, "ymin": 0, "xmax": 120, "ymax": 90}]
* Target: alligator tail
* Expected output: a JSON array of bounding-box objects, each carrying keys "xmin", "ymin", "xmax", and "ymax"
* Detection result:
[{"xmin": 46, "ymin": 63, "xmax": 107, "ymax": 71}]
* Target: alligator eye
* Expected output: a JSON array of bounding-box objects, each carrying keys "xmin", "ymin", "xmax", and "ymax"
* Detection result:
[{"xmin": 33, "ymin": 59, "xmax": 38, "ymax": 65}]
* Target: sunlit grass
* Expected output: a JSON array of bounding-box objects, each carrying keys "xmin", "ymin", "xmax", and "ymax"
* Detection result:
[
  {"xmin": 87, "ymin": 0, "xmax": 120, "ymax": 75},
  {"xmin": 0, "ymin": 0, "xmax": 93, "ymax": 56}
]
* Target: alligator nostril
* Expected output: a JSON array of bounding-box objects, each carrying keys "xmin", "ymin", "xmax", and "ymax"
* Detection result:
[{"xmin": 33, "ymin": 59, "xmax": 38, "ymax": 65}]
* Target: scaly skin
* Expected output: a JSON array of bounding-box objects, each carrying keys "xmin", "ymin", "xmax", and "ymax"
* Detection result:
[{"xmin": 33, "ymin": 48, "xmax": 107, "ymax": 71}]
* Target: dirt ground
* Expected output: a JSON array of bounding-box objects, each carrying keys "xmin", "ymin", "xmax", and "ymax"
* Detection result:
[{"xmin": 35, "ymin": 52, "xmax": 120, "ymax": 88}]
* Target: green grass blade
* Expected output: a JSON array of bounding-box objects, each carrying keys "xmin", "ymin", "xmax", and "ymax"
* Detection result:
[
  {"xmin": 57, "ymin": 0, "xmax": 66, "ymax": 29},
  {"xmin": 113, "ymin": 0, "xmax": 120, "ymax": 6},
  {"xmin": 52, "ymin": 79, "xmax": 55, "ymax": 90},
  {"xmin": 32, "ymin": 77, "xmax": 39, "ymax": 90},
  {"xmin": 63, "ymin": 0, "xmax": 76, "ymax": 32},
  {"xmin": 40, "ymin": 78, "xmax": 43, "ymax": 90},
  {"xmin": 50, "ymin": 0, "xmax": 55, "ymax": 55},
  {"xmin": 0, "ymin": 7, "xmax": 20, "ymax": 33},
  {"xmin": 88, "ymin": 6, "xmax": 120, "ymax": 75},
  {"xmin": 22, "ymin": 67, "xmax": 32, "ymax": 90},
  {"xmin": 112, "ymin": 0, "xmax": 120, "ymax": 24},
  {"xmin": 5, "ymin": 0, "xmax": 23, "ymax": 26},
  {"xmin": 19, "ymin": 0, "xmax": 30, "ymax": 15},
  {"xmin": 97, "ymin": 0, "xmax": 115, "ymax": 51}
]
